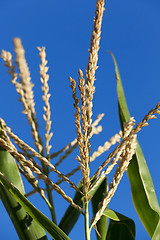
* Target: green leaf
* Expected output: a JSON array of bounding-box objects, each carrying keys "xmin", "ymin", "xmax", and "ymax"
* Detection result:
[
  {"xmin": 104, "ymin": 208, "xmax": 135, "ymax": 240},
  {"xmin": 0, "ymin": 146, "xmax": 48, "ymax": 240},
  {"xmin": 91, "ymin": 178, "xmax": 108, "ymax": 240},
  {"xmin": 0, "ymin": 170, "xmax": 71, "ymax": 240},
  {"xmin": 110, "ymin": 51, "xmax": 160, "ymax": 238}
]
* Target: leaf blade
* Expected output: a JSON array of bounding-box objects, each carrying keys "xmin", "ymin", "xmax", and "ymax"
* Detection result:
[
  {"xmin": 0, "ymin": 147, "xmax": 48, "ymax": 240},
  {"xmin": 0, "ymin": 170, "xmax": 71, "ymax": 240},
  {"xmin": 110, "ymin": 51, "xmax": 160, "ymax": 238},
  {"xmin": 104, "ymin": 208, "xmax": 135, "ymax": 240}
]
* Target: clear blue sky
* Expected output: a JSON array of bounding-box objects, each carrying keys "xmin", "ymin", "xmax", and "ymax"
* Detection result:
[{"xmin": 0, "ymin": 0, "xmax": 160, "ymax": 239}]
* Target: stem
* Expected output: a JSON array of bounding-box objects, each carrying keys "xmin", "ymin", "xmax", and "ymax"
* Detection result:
[
  {"xmin": 41, "ymin": 155, "xmax": 57, "ymax": 224},
  {"xmin": 46, "ymin": 183, "xmax": 57, "ymax": 224},
  {"xmin": 85, "ymin": 200, "xmax": 90, "ymax": 240}
]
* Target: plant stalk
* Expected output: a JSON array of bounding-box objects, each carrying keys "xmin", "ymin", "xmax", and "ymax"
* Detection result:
[
  {"xmin": 85, "ymin": 200, "xmax": 90, "ymax": 240},
  {"xmin": 46, "ymin": 183, "xmax": 57, "ymax": 224},
  {"xmin": 40, "ymin": 153, "xmax": 57, "ymax": 224}
]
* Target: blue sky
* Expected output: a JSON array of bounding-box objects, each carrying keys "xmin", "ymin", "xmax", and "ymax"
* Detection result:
[{"xmin": 0, "ymin": 0, "xmax": 160, "ymax": 239}]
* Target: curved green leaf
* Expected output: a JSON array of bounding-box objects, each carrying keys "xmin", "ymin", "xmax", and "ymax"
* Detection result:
[
  {"xmin": 91, "ymin": 178, "xmax": 108, "ymax": 240},
  {"xmin": 0, "ymin": 170, "xmax": 70, "ymax": 240},
  {"xmin": 152, "ymin": 219, "xmax": 160, "ymax": 240},
  {"xmin": 0, "ymin": 146, "xmax": 48, "ymax": 240},
  {"xmin": 110, "ymin": 51, "xmax": 160, "ymax": 238},
  {"xmin": 104, "ymin": 208, "xmax": 135, "ymax": 240}
]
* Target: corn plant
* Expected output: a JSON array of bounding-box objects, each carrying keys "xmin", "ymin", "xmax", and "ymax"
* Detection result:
[{"xmin": 0, "ymin": 0, "xmax": 160, "ymax": 239}]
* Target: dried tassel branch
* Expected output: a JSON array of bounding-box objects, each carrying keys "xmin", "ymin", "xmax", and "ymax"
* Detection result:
[
  {"xmin": 50, "ymin": 138, "xmax": 77, "ymax": 159},
  {"xmin": 90, "ymin": 130, "xmax": 122, "ymax": 162},
  {"xmin": 56, "ymin": 165, "xmax": 80, "ymax": 185},
  {"xmin": 1, "ymin": 43, "xmax": 43, "ymax": 154},
  {"xmin": 90, "ymin": 134, "xmax": 137, "ymax": 228},
  {"xmin": 0, "ymin": 137, "xmax": 83, "ymax": 213},
  {"xmin": 77, "ymin": 0, "xmax": 105, "ymax": 201},
  {"xmin": 1, "ymin": 50, "xmax": 18, "ymax": 83},
  {"xmin": 50, "ymin": 113, "xmax": 103, "ymax": 163},
  {"xmin": 88, "ymin": 119, "xmax": 135, "ymax": 196},
  {"xmin": 78, "ymin": 70, "xmax": 88, "ymax": 141},
  {"xmin": 56, "ymin": 119, "xmax": 105, "ymax": 185},
  {"xmin": 12, "ymin": 38, "xmax": 43, "ymax": 154},
  {"xmin": 131, "ymin": 102, "xmax": 160, "ymax": 135},
  {"xmin": 16, "ymin": 162, "xmax": 51, "ymax": 206},
  {"xmin": 102, "ymin": 118, "xmax": 135, "ymax": 176},
  {"xmin": 93, "ymin": 103, "xmax": 160, "ymax": 180},
  {"xmin": 54, "ymin": 143, "xmax": 78, "ymax": 168},
  {"xmin": 90, "ymin": 102, "xmax": 160, "ymax": 228},
  {"xmin": 93, "ymin": 137, "xmax": 130, "ymax": 180},
  {"xmin": 1, "ymin": 120, "xmax": 79, "ymax": 192},
  {"xmin": 51, "ymin": 124, "xmax": 102, "ymax": 174},
  {"xmin": 68, "ymin": 1, "xmax": 105, "ymax": 200},
  {"xmin": 13, "ymin": 38, "xmax": 35, "ymax": 113},
  {"xmin": 78, "ymin": 69, "xmax": 91, "ymax": 195},
  {"xmin": 0, "ymin": 126, "xmax": 47, "ymax": 203},
  {"xmin": 18, "ymin": 148, "xmax": 43, "ymax": 173},
  {"xmin": 69, "ymin": 76, "xmax": 84, "ymax": 161},
  {"xmin": 85, "ymin": 0, "xmax": 105, "ymax": 127},
  {"xmin": 38, "ymin": 47, "xmax": 53, "ymax": 156},
  {"xmin": 69, "ymin": 76, "xmax": 90, "ymax": 197},
  {"xmin": 69, "ymin": 74, "xmax": 104, "ymax": 199},
  {"xmin": 91, "ymin": 113, "xmax": 104, "ymax": 128},
  {"xmin": 0, "ymin": 117, "xmax": 42, "ymax": 173}
]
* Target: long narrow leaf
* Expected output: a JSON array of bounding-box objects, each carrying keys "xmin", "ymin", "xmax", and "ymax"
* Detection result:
[
  {"xmin": 0, "ymin": 146, "xmax": 48, "ymax": 240},
  {"xmin": 104, "ymin": 208, "xmax": 135, "ymax": 240},
  {"xmin": 0, "ymin": 170, "xmax": 71, "ymax": 240},
  {"xmin": 110, "ymin": 52, "xmax": 160, "ymax": 238}
]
